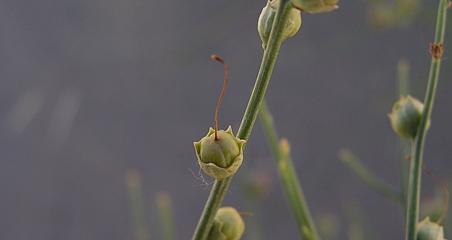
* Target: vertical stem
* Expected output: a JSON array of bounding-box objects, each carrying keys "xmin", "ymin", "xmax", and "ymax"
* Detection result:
[
  {"xmin": 397, "ymin": 59, "xmax": 410, "ymax": 212},
  {"xmin": 156, "ymin": 192, "xmax": 175, "ymax": 240},
  {"xmin": 125, "ymin": 170, "xmax": 151, "ymax": 240},
  {"xmin": 260, "ymin": 101, "xmax": 321, "ymax": 240},
  {"xmin": 191, "ymin": 1, "xmax": 294, "ymax": 239},
  {"xmin": 404, "ymin": 1, "xmax": 448, "ymax": 239}
]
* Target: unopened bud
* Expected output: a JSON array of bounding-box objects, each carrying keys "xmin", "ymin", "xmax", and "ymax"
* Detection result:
[
  {"xmin": 389, "ymin": 95, "xmax": 425, "ymax": 139},
  {"xmin": 194, "ymin": 126, "xmax": 246, "ymax": 180},
  {"xmin": 208, "ymin": 207, "xmax": 245, "ymax": 240}
]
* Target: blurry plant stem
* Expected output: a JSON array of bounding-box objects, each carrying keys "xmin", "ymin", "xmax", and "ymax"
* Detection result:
[
  {"xmin": 345, "ymin": 203, "xmax": 373, "ymax": 240},
  {"xmin": 339, "ymin": 149, "xmax": 401, "ymax": 204},
  {"xmin": 404, "ymin": 1, "xmax": 448, "ymax": 239},
  {"xmin": 260, "ymin": 101, "xmax": 321, "ymax": 240},
  {"xmin": 396, "ymin": 59, "xmax": 410, "ymax": 212},
  {"xmin": 191, "ymin": 1, "xmax": 293, "ymax": 239},
  {"xmin": 156, "ymin": 192, "xmax": 175, "ymax": 240},
  {"xmin": 125, "ymin": 170, "xmax": 151, "ymax": 240}
]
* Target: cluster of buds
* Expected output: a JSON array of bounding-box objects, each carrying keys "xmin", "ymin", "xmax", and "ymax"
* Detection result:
[
  {"xmin": 258, "ymin": 0, "xmax": 302, "ymax": 48},
  {"xmin": 208, "ymin": 207, "xmax": 245, "ymax": 240},
  {"xmin": 257, "ymin": 0, "xmax": 340, "ymax": 48}
]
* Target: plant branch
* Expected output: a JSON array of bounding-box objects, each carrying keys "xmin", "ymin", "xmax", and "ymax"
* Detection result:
[
  {"xmin": 404, "ymin": 1, "xmax": 448, "ymax": 239},
  {"xmin": 260, "ymin": 101, "xmax": 321, "ymax": 240},
  {"xmin": 191, "ymin": 1, "xmax": 294, "ymax": 239},
  {"xmin": 338, "ymin": 149, "xmax": 402, "ymax": 204}
]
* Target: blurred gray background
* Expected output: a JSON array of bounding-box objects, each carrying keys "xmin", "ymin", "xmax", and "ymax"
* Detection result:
[{"xmin": 1, "ymin": 0, "xmax": 451, "ymax": 239}]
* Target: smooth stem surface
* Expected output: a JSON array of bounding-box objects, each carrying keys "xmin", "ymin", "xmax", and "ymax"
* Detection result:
[
  {"xmin": 404, "ymin": 1, "xmax": 448, "ymax": 239},
  {"xmin": 396, "ymin": 59, "xmax": 410, "ymax": 213},
  {"xmin": 191, "ymin": 1, "xmax": 293, "ymax": 239},
  {"xmin": 338, "ymin": 149, "xmax": 401, "ymax": 204},
  {"xmin": 260, "ymin": 101, "xmax": 321, "ymax": 240}
]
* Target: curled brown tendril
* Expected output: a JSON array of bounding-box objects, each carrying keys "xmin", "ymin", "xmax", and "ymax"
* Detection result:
[{"xmin": 210, "ymin": 54, "xmax": 229, "ymax": 141}]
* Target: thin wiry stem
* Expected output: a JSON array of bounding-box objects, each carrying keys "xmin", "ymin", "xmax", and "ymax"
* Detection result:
[
  {"xmin": 191, "ymin": 1, "xmax": 294, "ymax": 239},
  {"xmin": 404, "ymin": 1, "xmax": 448, "ymax": 239},
  {"xmin": 339, "ymin": 149, "xmax": 402, "ymax": 204}
]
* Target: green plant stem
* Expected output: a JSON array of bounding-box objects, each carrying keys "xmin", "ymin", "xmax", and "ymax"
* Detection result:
[
  {"xmin": 156, "ymin": 192, "xmax": 175, "ymax": 240},
  {"xmin": 191, "ymin": 1, "xmax": 294, "ymax": 239},
  {"xmin": 396, "ymin": 59, "xmax": 410, "ymax": 213},
  {"xmin": 338, "ymin": 149, "xmax": 401, "ymax": 204},
  {"xmin": 125, "ymin": 170, "xmax": 151, "ymax": 240},
  {"xmin": 260, "ymin": 101, "xmax": 321, "ymax": 240},
  {"xmin": 404, "ymin": 1, "xmax": 448, "ymax": 239}
]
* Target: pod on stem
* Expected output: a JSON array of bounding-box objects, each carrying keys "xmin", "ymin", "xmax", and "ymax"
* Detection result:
[
  {"xmin": 194, "ymin": 127, "xmax": 246, "ymax": 180},
  {"xmin": 194, "ymin": 55, "xmax": 246, "ymax": 180}
]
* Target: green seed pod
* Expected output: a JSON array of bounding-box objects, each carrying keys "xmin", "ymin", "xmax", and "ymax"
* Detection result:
[
  {"xmin": 258, "ymin": 0, "xmax": 302, "ymax": 49},
  {"xmin": 417, "ymin": 217, "xmax": 445, "ymax": 240},
  {"xmin": 388, "ymin": 95, "xmax": 424, "ymax": 139},
  {"xmin": 208, "ymin": 207, "xmax": 245, "ymax": 240},
  {"xmin": 290, "ymin": 0, "xmax": 339, "ymax": 14},
  {"xmin": 194, "ymin": 126, "xmax": 246, "ymax": 180}
]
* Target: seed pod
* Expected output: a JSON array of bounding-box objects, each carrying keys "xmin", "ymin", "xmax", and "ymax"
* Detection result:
[
  {"xmin": 208, "ymin": 207, "xmax": 245, "ymax": 240},
  {"xmin": 417, "ymin": 217, "xmax": 445, "ymax": 240},
  {"xmin": 194, "ymin": 126, "xmax": 246, "ymax": 180},
  {"xmin": 258, "ymin": 0, "xmax": 302, "ymax": 49},
  {"xmin": 290, "ymin": 0, "xmax": 339, "ymax": 14},
  {"xmin": 388, "ymin": 95, "xmax": 425, "ymax": 139}
]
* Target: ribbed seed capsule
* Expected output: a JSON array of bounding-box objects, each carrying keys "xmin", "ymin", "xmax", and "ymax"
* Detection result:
[
  {"xmin": 258, "ymin": 0, "xmax": 302, "ymax": 49},
  {"xmin": 389, "ymin": 95, "xmax": 425, "ymax": 139},
  {"xmin": 417, "ymin": 217, "xmax": 445, "ymax": 240},
  {"xmin": 194, "ymin": 126, "xmax": 246, "ymax": 180},
  {"xmin": 290, "ymin": 0, "xmax": 339, "ymax": 14},
  {"xmin": 208, "ymin": 207, "xmax": 245, "ymax": 240}
]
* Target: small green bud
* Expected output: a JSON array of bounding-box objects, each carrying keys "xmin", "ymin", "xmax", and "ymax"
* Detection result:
[
  {"xmin": 208, "ymin": 207, "xmax": 245, "ymax": 240},
  {"xmin": 194, "ymin": 126, "xmax": 246, "ymax": 180},
  {"xmin": 389, "ymin": 95, "xmax": 424, "ymax": 139},
  {"xmin": 417, "ymin": 217, "xmax": 445, "ymax": 240},
  {"xmin": 290, "ymin": 0, "xmax": 339, "ymax": 14},
  {"xmin": 258, "ymin": 0, "xmax": 302, "ymax": 49}
]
